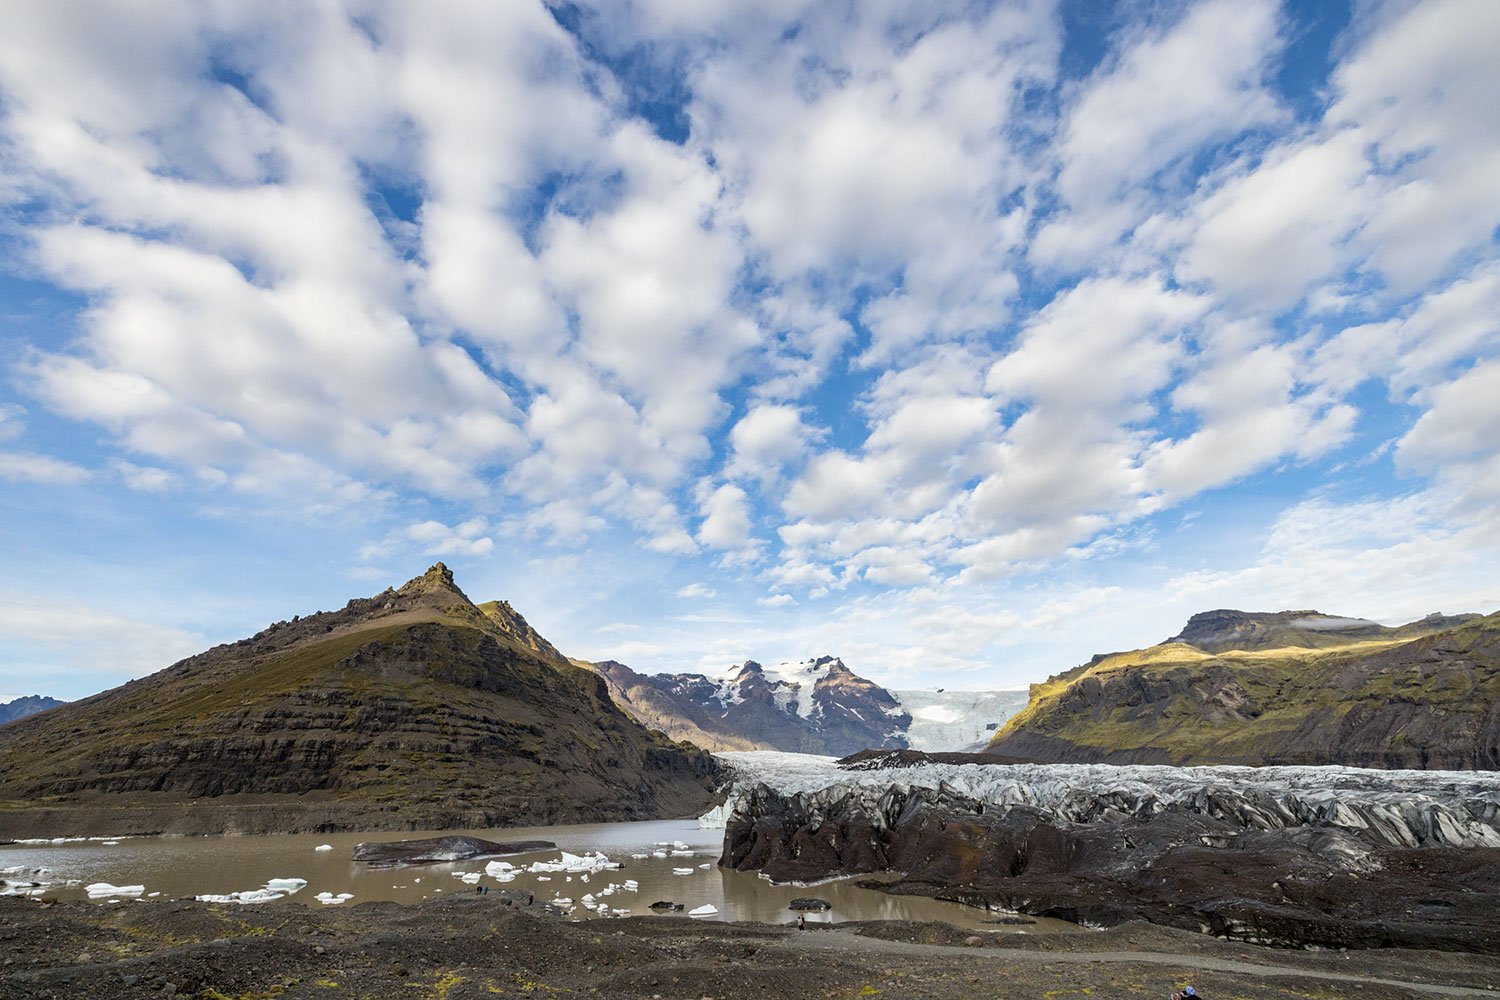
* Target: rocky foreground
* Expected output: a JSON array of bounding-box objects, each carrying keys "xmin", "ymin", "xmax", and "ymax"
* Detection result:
[
  {"xmin": 717, "ymin": 752, "xmax": 1500, "ymax": 952},
  {"xmin": 6, "ymin": 895, "xmax": 1500, "ymax": 999}
]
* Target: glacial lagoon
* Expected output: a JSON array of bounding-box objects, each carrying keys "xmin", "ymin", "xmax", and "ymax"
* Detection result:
[{"xmin": 0, "ymin": 818, "xmax": 1080, "ymax": 932}]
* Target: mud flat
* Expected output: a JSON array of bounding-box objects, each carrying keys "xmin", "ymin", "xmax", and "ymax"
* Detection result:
[{"xmin": 6, "ymin": 895, "xmax": 1500, "ymax": 999}]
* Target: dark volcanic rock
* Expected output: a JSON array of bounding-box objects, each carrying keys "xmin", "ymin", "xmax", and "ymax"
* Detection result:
[
  {"xmin": 788, "ymin": 898, "xmax": 832, "ymax": 911},
  {"xmin": 352, "ymin": 836, "xmax": 555, "ymax": 865},
  {"xmin": 722, "ymin": 782, "xmax": 1500, "ymax": 952}
]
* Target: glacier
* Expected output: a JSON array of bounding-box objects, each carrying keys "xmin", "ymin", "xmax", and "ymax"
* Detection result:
[{"xmin": 704, "ymin": 750, "xmax": 1500, "ymax": 849}]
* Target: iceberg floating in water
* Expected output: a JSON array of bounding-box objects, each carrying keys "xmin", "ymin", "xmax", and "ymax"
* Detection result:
[
  {"xmin": 526, "ymin": 852, "xmax": 619, "ymax": 874},
  {"xmin": 197, "ymin": 877, "xmax": 307, "ymax": 904},
  {"xmin": 688, "ymin": 904, "xmax": 718, "ymax": 916},
  {"xmin": 85, "ymin": 883, "xmax": 144, "ymax": 898},
  {"xmin": 671, "ymin": 867, "xmax": 694, "ymax": 875},
  {"xmin": 314, "ymin": 844, "xmax": 333, "ymax": 852}
]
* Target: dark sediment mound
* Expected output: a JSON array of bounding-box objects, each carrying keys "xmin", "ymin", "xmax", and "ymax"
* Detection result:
[
  {"xmin": 838, "ymin": 748, "xmax": 1033, "ymax": 769},
  {"xmin": 0, "ymin": 564, "xmax": 721, "ymax": 838},
  {"xmin": 988, "ymin": 609, "xmax": 1500, "ymax": 768},
  {"xmin": 721, "ymin": 782, "xmax": 1500, "ymax": 952},
  {"xmin": 788, "ymin": 898, "xmax": 832, "ymax": 911},
  {"xmin": 352, "ymin": 835, "xmax": 555, "ymax": 865}
]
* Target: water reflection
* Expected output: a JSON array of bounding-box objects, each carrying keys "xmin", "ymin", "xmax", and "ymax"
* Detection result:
[{"xmin": 0, "ymin": 819, "xmax": 1078, "ymax": 933}]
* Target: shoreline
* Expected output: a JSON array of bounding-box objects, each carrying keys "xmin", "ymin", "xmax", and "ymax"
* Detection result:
[{"xmin": 5, "ymin": 896, "xmax": 1500, "ymax": 1000}]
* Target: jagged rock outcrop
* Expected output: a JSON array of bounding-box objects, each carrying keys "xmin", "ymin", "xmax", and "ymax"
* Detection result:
[
  {"xmin": 719, "ymin": 756, "xmax": 1500, "ymax": 950},
  {"xmin": 988, "ymin": 609, "xmax": 1500, "ymax": 768},
  {"xmin": 0, "ymin": 695, "xmax": 65, "ymax": 726},
  {"xmin": 0, "ymin": 564, "xmax": 720, "ymax": 837}
]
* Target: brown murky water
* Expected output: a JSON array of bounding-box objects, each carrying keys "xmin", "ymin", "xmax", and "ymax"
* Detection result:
[{"xmin": 0, "ymin": 819, "xmax": 1080, "ymax": 932}]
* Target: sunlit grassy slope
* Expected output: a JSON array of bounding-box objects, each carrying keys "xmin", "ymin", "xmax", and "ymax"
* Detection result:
[{"xmin": 988, "ymin": 611, "xmax": 1500, "ymax": 768}]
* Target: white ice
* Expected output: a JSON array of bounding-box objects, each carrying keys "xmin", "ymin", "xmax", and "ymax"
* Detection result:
[{"xmin": 85, "ymin": 882, "xmax": 144, "ymax": 898}]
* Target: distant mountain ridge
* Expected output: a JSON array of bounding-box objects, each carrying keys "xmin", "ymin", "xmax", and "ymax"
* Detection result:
[
  {"xmin": 597, "ymin": 657, "xmax": 1024, "ymax": 755},
  {"xmin": 988, "ymin": 607, "xmax": 1500, "ymax": 769},
  {"xmin": 0, "ymin": 695, "xmax": 65, "ymax": 726},
  {"xmin": 0, "ymin": 564, "xmax": 718, "ymax": 838}
]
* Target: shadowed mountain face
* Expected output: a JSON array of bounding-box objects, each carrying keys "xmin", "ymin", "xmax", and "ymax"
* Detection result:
[
  {"xmin": 0, "ymin": 565, "xmax": 719, "ymax": 837},
  {"xmin": 0, "ymin": 695, "xmax": 65, "ymax": 726},
  {"xmin": 988, "ymin": 609, "xmax": 1500, "ymax": 769},
  {"xmin": 596, "ymin": 657, "xmax": 913, "ymax": 756}
]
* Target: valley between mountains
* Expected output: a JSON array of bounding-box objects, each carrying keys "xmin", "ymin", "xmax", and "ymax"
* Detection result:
[{"xmin": 3, "ymin": 565, "xmax": 1498, "ymax": 961}]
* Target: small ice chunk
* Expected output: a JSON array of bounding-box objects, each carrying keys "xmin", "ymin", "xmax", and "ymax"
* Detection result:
[
  {"xmin": 265, "ymin": 878, "xmax": 307, "ymax": 893},
  {"xmin": 688, "ymin": 904, "xmax": 718, "ymax": 916},
  {"xmin": 314, "ymin": 844, "xmax": 333, "ymax": 852},
  {"xmin": 698, "ymin": 863, "xmax": 711, "ymax": 869},
  {"xmin": 672, "ymin": 868, "xmax": 694, "ymax": 875}
]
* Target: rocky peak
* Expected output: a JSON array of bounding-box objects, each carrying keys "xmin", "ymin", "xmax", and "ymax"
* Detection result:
[
  {"xmin": 478, "ymin": 599, "xmax": 565, "ymax": 662},
  {"xmin": 398, "ymin": 562, "xmax": 470, "ymax": 602}
]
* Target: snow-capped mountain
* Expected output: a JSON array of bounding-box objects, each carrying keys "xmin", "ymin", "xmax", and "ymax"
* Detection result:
[{"xmin": 596, "ymin": 656, "xmax": 1024, "ymax": 756}]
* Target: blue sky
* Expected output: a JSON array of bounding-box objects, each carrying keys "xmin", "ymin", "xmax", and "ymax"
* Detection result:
[{"xmin": 2, "ymin": 0, "xmax": 1498, "ymax": 702}]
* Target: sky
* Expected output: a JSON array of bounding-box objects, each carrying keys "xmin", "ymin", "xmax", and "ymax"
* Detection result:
[{"xmin": 1, "ymin": 0, "xmax": 1498, "ymax": 702}]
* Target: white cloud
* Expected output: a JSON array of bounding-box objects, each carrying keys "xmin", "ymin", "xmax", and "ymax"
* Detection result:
[
  {"xmin": 757, "ymin": 593, "xmax": 796, "ymax": 608},
  {"xmin": 675, "ymin": 583, "xmax": 716, "ymax": 599},
  {"xmin": 697, "ymin": 482, "xmax": 754, "ymax": 550},
  {"xmin": 1037, "ymin": 0, "xmax": 1285, "ymax": 268},
  {"xmin": 112, "ymin": 459, "xmax": 176, "ymax": 493},
  {"xmin": 0, "ymin": 588, "xmax": 203, "ymax": 679},
  {"xmin": 405, "ymin": 517, "xmax": 494, "ymax": 557},
  {"xmin": 725, "ymin": 403, "xmax": 819, "ymax": 485},
  {"xmin": 0, "ymin": 451, "xmax": 92, "ymax": 485}
]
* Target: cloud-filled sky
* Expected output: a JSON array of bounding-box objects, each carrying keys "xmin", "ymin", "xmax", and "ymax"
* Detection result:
[{"xmin": 2, "ymin": 0, "xmax": 1498, "ymax": 701}]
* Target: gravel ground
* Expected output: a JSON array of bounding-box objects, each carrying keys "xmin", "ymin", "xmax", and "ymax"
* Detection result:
[{"xmin": 4, "ymin": 894, "xmax": 1500, "ymax": 1000}]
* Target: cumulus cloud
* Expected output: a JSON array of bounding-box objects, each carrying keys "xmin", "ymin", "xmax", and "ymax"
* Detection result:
[
  {"xmin": 697, "ymin": 483, "xmax": 754, "ymax": 550},
  {"xmin": 0, "ymin": 0, "xmax": 1496, "ymax": 691},
  {"xmin": 405, "ymin": 517, "xmax": 494, "ymax": 557},
  {"xmin": 0, "ymin": 451, "xmax": 91, "ymax": 485}
]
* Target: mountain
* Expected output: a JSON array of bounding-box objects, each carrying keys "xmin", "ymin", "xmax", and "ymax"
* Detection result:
[
  {"xmin": 0, "ymin": 564, "xmax": 719, "ymax": 838},
  {"xmin": 0, "ymin": 695, "xmax": 65, "ymax": 726},
  {"xmin": 598, "ymin": 656, "xmax": 908, "ymax": 755},
  {"xmin": 597, "ymin": 657, "xmax": 1026, "ymax": 755},
  {"xmin": 987, "ymin": 608, "xmax": 1500, "ymax": 769}
]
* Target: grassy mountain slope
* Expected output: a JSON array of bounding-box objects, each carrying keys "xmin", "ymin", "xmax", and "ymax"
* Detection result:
[
  {"xmin": 987, "ymin": 610, "xmax": 1500, "ymax": 768},
  {"xmin": 0, "ymin": 565, "xmax": 718, "ymax": 837}
]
